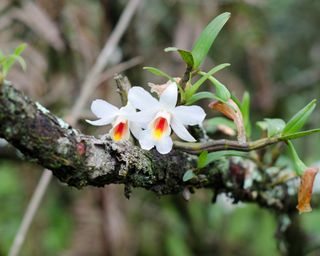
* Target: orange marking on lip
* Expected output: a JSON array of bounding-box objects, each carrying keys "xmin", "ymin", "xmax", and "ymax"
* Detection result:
[
  {"xmin": 153, "ymin": 117, "xmax": 168, "ymax": 140},
  {"xmin": 113, "ymin": 122, "xmax": 126, "ymax": 141}
]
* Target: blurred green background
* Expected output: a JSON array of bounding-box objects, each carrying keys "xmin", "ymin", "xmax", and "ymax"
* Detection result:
[{"xmin": 0, "ymin": 0, "xmax": 320, "ymax": 255}]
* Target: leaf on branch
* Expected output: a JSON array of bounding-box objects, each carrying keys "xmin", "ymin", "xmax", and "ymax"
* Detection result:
[
  {"xmin": 200, "ymin": 150, "xmax": 249, "ymax": 168},
  {"xmin": 256, "ymin": 118, "xmax": 286, "ymax": 138},
  {"xmin": 185, "ymin": 63, "xmax": 230, "ymax": 100},
  {"xmin": 183, "ymin": 170, "xmax": 197, "ymax": 182},
  {"xmin": 287, "ymin": 140, "xmax": 307, "ymax": 176},
  {"xmin": 241, "ymin": 92, "xmax": 252, "ymax": 138},
  {"xmin": 192, "ymin": 12, "xmax": 231, "ymax": 68},
  {"xmin": 297, "ymin": 167, "xmax": 319, "ymax": 214},
  {"xmin": 209, "ymin": 99, "xmax": 246, "ymax": 144},
  {"xmin": 282, "ymin": 99, "xmax": 317, "ymax": 136},
  {"xmin": 164, "ymin": 47, "xmax": 194, "ymax": 68},
  {"xmin": 143, "ymin": 66, "xmax": 174, "ymax": 81}
]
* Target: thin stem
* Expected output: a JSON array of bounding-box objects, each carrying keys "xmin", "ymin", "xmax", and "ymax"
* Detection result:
[
  {"xmin": 173, "ymin": 137, "xmax": 280, "ymax": 154},
  {"xmin": 8, "ymin": 170, "xmax": 52, "ymax": 256}
]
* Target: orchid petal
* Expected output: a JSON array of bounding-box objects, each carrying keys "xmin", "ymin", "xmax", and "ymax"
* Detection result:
[
  {"xmin": 86, "ymin": 117, "xmax": 114, "ymax": 126},
  {"xmin": 171, "ymin": 117, "xmax": 196, "ymax": 142},
  {"xmin": 139, "ymin": 130, "xmax": 155, "ymax": 150},
  {"xmin": 159, "ymin": 82, "xmax": 178, "ymax": 110},
  {"xmin": 128, "ymin": 87, "xmax": 160, "ymax": 111},
  {"xmin": 173, "ymin": 105, "xmax": 206, "ymax": 125},
  {"xmin": 155, "ymin": 135, "xmax": 173, "ymax": 154},
  {"xmin": 128, "ymin": 110, "xmax": 157, "ymax": 125},
  {"xmin": 129, "ymin": 121, "xmax": 142, "ymax": 139},
  {"xmin": 91, "ymin": 99, "xmax": 119, "ymax": 118}
]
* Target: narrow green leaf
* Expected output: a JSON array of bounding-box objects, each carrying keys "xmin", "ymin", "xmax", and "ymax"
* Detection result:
[
  {"xmin": 143, "ymin": 67, "xmax": 174, "ymax": 81},
  {"xmin": 192, "ymin": 12, "xmax": 231, "ymax": 68},
  {"xmin": 164, "ymin": 47, "xmax": 194, "ymax": 67},
  {"xmin": 11, "ymin": 55, "xmax": 26, "ymax": 71},
  {"xmin": 204, "ymin": 117, "xmax": 236, "ymax": 134},
  {"xmin": 206, "ymin": 75, "xmax": 231, "ymax": 102},
  {"xmin": 287, "ymin": 140, "xmax": 307, "ymax": 176},
  {"xmin": 183, "ymin": 170, "xmax": 197, "ymax": 182},
  {"xmin": 203, "ymin": 150, "xmax": 249, "ymax": 168},
  {"xmin": 14, "ymin": 43, "xmax": 27, "ymax": 56},
  {"xmin": 280, "ymin": 128, "xmax": 320, "ymax": 140},
  {"xmin": 3, "ymin": 55, "xmax": 26, "ymax": 76},
  {"xmin": 197, "ymin": 151, "xmax": 208, "ymax": 168},
  {"xmin": 241, "ymin": 91, "xmax": 251, "ymax": 137},
  {"xmin": 282, "ymin": 100, "xmax": 317, "ymax": 135},
  {"xmin": 177, "ymin": 49, "xmax": 194, "ymax": 67},
  {"xmin": 185, "ymin": 63, "xmax": 230, "ymax": 99},
  {"xmin": 186, "ymin": 91, "xmax": 224, "ymax": 105}
]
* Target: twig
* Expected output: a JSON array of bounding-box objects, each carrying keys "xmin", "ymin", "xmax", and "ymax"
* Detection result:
[
  {"xmin": 8, "ymin": 0, "xmax": 142, "ymax": 255},
  {"xmin": 114, "ymin": 74, "xmax": 132, "ymax": 105},
  {"xmin": 173, "ymin": 137, "xmax": 282, "ymax": 154},
  {"xmin": 8, "ymin": 170, "xmax": 52, "ymax": 256},
  {"xmin": 70, "ymin": 0, "xmax": 142, "ymax": 123}
]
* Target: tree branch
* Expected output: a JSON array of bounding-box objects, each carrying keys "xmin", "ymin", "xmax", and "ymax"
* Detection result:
[{"xmin": 0, "ymin": 81, "xmax": 302, "ymax": 212}]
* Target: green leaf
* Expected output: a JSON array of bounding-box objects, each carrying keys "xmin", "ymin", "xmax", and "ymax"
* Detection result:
[
  {"xmin": 185, "ymin": 63, "xmax": 230, "ymax": 99},
  {"xmin": 183, "ymin": 170, "xmax": 197, "ymax": 182},
  {"xmin": 192, "ymin": 12, "xmax": 231, "ymax": 68},
  {"xmin": 206, "ymin": 75, "xmax": 231, "ymax": 102},
  {"xmin": 186, "ymin": 91, "xmax": 224, "ymax": 105},
  {"xmin": 204, "ymin": 117, "xmax": 236, "ymax": 133},
  {"xmin": 241, "ymin": 91, "xmax": 251, "ymax": 137},
  {"xmin": 143, "ymin": 67, "xmax": 174, "ymax": 81},
  {"xmin": 287, "ymin": 140, "xmax": 307, "ymax": 176},
  {"xmin": 282, "ymin": 99, "xmax": 317, "ymax": 135},
  {"xmin": 197, "ymin": 151, "xmax": 208, "ymax": 168},
  {"xmin": 14, "ymin": 43, "xmax": 27, "ymax": 56},
  {"xmin": 201, "ymin": 150, "xmax": 249, "ymax": 168},
  {"xmin": 257, "ymin": 118, "xmax": 286, "ymax": 137},
  {"xmin": 280, "ymin": 128, "xmax": 320, "ymax": 140},
  {"xmin": 165, "ymin": 47, "xmax": 194, "ymax": 67}
]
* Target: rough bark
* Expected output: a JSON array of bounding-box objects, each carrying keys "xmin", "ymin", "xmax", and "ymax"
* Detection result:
[{"xmin": 0, "ymin": 81, "xmax": 300, "ymax": 211}]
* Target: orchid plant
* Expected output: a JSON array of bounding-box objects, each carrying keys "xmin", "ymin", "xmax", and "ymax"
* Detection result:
[{"xmin": 86, "ymin": 13, "xmax": 320, "ymax": 213}]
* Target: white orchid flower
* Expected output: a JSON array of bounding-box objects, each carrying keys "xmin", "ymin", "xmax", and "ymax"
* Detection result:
[
  {"xmin": 128, "ymin": 82, "xmax": 206, "ymax": 154},
  {"xmin": 86, "ymin": 100, "xmax": 141, "ymax": 142}
]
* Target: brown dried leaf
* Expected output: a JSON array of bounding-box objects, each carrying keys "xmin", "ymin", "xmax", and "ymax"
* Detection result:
[
  {"xmin": 148, "ymin": 78, "xmax": 181, "ymax": 96},
  {"xmin": 297, "ymin": 167, "xmax": 319, "ymax": 214},
  {"xmin": 209, "ymin": 99, "xmax": 246, "ymax": 144}
]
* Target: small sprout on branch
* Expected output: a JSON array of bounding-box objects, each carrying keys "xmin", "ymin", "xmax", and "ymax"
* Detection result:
[{"xmin": 0, "ymin": 43, "xmax": 27, "ymax": 84}]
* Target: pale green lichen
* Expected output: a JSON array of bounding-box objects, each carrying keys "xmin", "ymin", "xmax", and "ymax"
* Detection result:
[{"xmin": 35, "ymin": 102, "xmax": 50, "ymax": 114}]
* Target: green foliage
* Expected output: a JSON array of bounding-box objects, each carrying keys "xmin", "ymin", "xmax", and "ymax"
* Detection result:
[
  {"xmin": 240, "ymin": 92, "xmax": 252, "ymax": 138},
  {"xmin": 201, "ymin": 73, "xmax": 231, "ymax": 102},
  {"xmin": 287, "ymin": 140, "xmax": 307, "ymax": 176},
  {"xmin": 143, "ymin": 66, "xmax": 174, "ymax": 81},
  {"xmin": 198, "ymin": 150, "xmax": 249, "ymax": 169},
  {"xmin": 282, "ymin": 99, "xmax": 316, "ymax": 136},
  {"xmin": 280, "ymin": 128, "xmax": 320, "ymax": 140},
  {"xmin": 182, "ymin": 170, "xmax": 196, "ymax": 182},
  {"xmin": 185, "ymin": 63, "xmax": 230, "ymax": 101},
  {"xmin": 0, "ymin": 44, "xmax": 27, "ymax": 82},
  {"xmin": 257, "ymin": 118, "xmax": 286, "ymax": 137},
  {"xmin": 191, "ymin": 12, "xmax": 231, "ymax": 68},
  {"xmin": 197, "ymin": 150, "xmax": 208, "ymax": 169},
  {"xmin": 165, "ymin": 47, "xmax": 194, "ymax": 68},
  {"xmin": 186, "ymin": 91, "xmax": 223, "ymax": 105}
]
